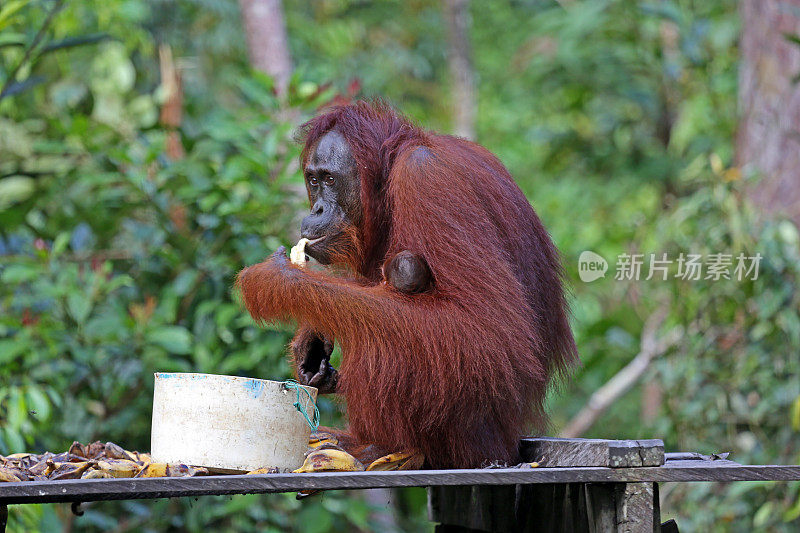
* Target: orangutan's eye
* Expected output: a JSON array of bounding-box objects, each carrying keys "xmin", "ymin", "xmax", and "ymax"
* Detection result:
[
  {"xmin": 324, "ymin": 174, "xmax": 335, "ymax": 186},
  {"xmin": 308, "ymin": 176, "xmax": 318, "ymax": 187}
]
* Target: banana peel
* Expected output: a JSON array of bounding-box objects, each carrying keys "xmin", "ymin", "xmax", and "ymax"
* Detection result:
[
  {"xmin": 164, "ymin": 464, "xmax": 209, "ymax": 477},
  {"xmin": 82, "ymin": 469, "xmax": 112, "ymax": 480},
  {"xmin": 49, "ymin": 461, "xmax": 93, "ymax": 480},
  {"xmin": 134, "ymin": 462, "xmax": 169, "ymax": 478},
  {"xmin": 293, "ymin": 449, "xmax": 365, "ymax": 473},
  {"xmin": 366, "ymin": 450, "xmax": 424, "ymax": 471},
  {"xmin": 97, "ymin": 459, "xmax": 141, "ymax": 478},
  {"xmin": 0, "ymin": 441, "xmax": 186, "ymax": 482},
  {"xmin": 293, "ymin": 448, "xmax": 364, "ymax": 500},
  {"xmin": 0, "ymin": 467, "xmax": 23, "ymax": 483},
  {"xmin": 308, "ymin": 431, "xmax": 339, "ymax": 449},
  {"xmin": 5, "ymin": 453, "xmax": 32, "ymax": 461},
  {"xmin": 68, "ymin": 441, "xmax": 88, "ymax": 458},
  {"xmin": 104, "ymin": 442, "xmax": 138, "ymax": 462},
  {"xmin": 132, "ymin": 452, "xmax": 153, "ymax": 466},
  {"xmin": 246, "ymin": 467, "xmax": 279, "ymax": 475}
]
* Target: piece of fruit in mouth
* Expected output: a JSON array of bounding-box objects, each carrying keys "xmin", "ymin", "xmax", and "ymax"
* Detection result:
[{"xmin": 290, "ymin": 237, "xmax": 324, "ymax": 266}]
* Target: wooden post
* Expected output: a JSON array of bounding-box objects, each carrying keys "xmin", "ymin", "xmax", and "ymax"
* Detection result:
[
  {"xmin": 615, "ymin": 483, "xmax": 657, "ymax": 532},
  {"xmin": 1, "ymin": 504, "xmax": 7, "ymax": 532},
  {"xmin": 428, "ymin": 438, "xmax": 666, "ymax": 532}
]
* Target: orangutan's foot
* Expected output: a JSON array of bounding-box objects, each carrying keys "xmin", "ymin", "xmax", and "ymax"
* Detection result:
[{"xmin": 366, "ymin": 449, "xmax": 424, "ymax": 471}]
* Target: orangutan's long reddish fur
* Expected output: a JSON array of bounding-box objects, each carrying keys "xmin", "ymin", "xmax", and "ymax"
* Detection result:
[{"xmin": 238, "ymin": 102, "xmax": 578, "ymax": 468}]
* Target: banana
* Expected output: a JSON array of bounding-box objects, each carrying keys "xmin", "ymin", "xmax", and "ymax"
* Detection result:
[
  {"xmin": 68, "ymin": 441, "xmax": 88, "ymax": 458},
  {"xmin": 42, "ymin": 461, "xmax": 59, "ymax": 477},
  {"xmin": 308, "ymin": 432, "xmax": 339, "ymax": 449},
  {"xmin": 28, "ymin": 460, "xmax": 50, "ymax": 476},
  {"xmin": 86, "ymin": 441, "xmax": 106, "ymax": 459},
  {"xmin": 305, "ymin": 442, "xmax": 346, "ymax": 457},
  {"xmin": 5, "ymin": 453, "xmax": 32, "ymax": 460},
  {"xmin": 131, "ymin": 452, "xmax": 153, "ymax": 466},
  {"xmin": 104, "ymin": 442, "xmax": 137, "ymax": 462},
  {"xmin": 160, "ymin": 464, "xmax": 209, "ymax": 477},
  {"xmin": 82, "ymin": 469, "xmax": 112, "ymax": 479},
  {"xmin": 97, "ymin": 459, "xmax": 141, "ymax": 478},
  {"xmin": 293, "ymin": 449, "xmax": 364, "ymax": 473},
  {"xmin": 0, "ymin": 467, "xmax": 22, "ymax": 482},
  {"xmin": 366, "ymin": 450, "xmax": 424, "ymax": 471},
  {"xmin": 290, "ymin": 238, "xmax": 310, "ymax": 266},
  {"xmin": 246, "ymin": 467, "xmax": 279, "ymax": 475},
  {"xmin": 134, "ymin": 463, "xmax": 168, "ymax": 478},
  {"xmin": 49, "ymin": 462, "xmax": 93, "ymax": 480}
]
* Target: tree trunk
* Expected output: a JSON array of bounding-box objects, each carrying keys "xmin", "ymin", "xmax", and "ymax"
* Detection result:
[
  {"xmin": 443, "ymin": 0, "xmax": 476, "ymax": 140},
  {"xmin": 238, "ymin": 0, "xmax": 293, "ymax": 98},
  {"xmin": 158, "ymin": 44, "xmax": 185, "ymax": 161},
  {"xmin": 737, "ymin": 0, "xmax": 800, "ymax": 225}
]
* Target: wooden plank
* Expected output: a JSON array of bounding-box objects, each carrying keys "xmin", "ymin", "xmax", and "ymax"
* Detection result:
[
  {"xmin": 519, "ymin": 438, "xmax": 665, "ymax": 467},
  {"xmin": 613, "ymin": 483, "xmax": 656, "ymax": 533},
  {"xmin": 582, "ymin": 483, "xmax": 619, "ymax": 533},
  {"xmin": 429, "ymin": 482, "xmax": 660, "ymax": 532},
  {"xmin": 428, "ymin": 485, "xmax": 518, "ymax": 532},
  {"xmin": 1, "ymin": 463, "xmax": 799, "ymax": 505},
  {"xmin": 662, "ymin": 459, "xmax": 740, "ymax": 469}
]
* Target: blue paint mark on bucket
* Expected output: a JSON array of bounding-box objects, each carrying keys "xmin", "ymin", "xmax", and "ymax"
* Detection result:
[
  {"xmin": 155, "ymin": 373, "xmax": 208, "ymax": 380},
  {"xmin": 243, "ymin": 379, "xmax": 265, "ymax": 398}
]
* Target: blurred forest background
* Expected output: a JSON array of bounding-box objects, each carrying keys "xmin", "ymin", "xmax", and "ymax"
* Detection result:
[{"xmin": 1, "ymin": 0, "xmax": 800, "ymax": 531}]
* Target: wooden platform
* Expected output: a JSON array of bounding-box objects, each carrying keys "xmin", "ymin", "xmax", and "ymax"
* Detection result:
[
  {"xmin": 1, "ymin": 459, "xmax": 799, "ymax": 505},
  {"xmin": 2, "ymin": 438, "xmax": 799, "ymax": 532}
]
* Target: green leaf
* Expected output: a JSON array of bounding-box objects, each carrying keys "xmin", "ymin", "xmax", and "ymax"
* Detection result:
[
  {"xmin": 2, "ymin": 427, "xmax": 25, "ymax": 454},
  {"xmin": 6, "ymin": 388, "xmax": 26, "ymax": 429},
  {"xmin": 791, "ymin": 396, "xmax": 800, "ymax": 431},
  {"xmin": 0, "ymin": 338, "xmax": 30, "ymax": 364},
  {"xmin": 105, "ymin": 274, "xmax": 134, "ymax": 292},
  {"xmin": 67, "ymin": 292, "xmax": 92, "ymax": 323},
  {"xmin": 25, "ymin": 386, "xmax": 51, "ymax": 421},
  {"xmin": 51, "ymin": 232, "xmax": 70, "ymax": 256},
  {"xmin": 1, "ymin": 263, "xmax": 38, "ymax": 284},
  {"xmin": 173, "ymin": 269, "xmax": 198, "ymax": 296},
  {"xmin": 148, "ymin": 326, "xmax": 193, "ymax": 354},
  {"xmin": 753, "ymin": 501, "xmax": 773, "ymax": 528},
  {"xmin": 0, "ymin": 0, "xmax": 30, "ymax": 32},
  {"xmin": 785, "ymin": 492, "xmax": 800, "ymax": 521},
  {"xmin": 0, "ymin": 32, "xmax": 24, "ymax": 49},
  {"xmin": 0, "ymin": 175, "xmax": 36, "ymax": 208},
  {"xmin": 84, "ymin": 314, "xmax": 124, "ymax": 341}
]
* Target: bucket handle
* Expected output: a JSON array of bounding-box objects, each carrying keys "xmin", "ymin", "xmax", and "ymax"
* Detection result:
[{"xmin": 281, "ymin": 380, "xmax": 320, "ymax": 431}]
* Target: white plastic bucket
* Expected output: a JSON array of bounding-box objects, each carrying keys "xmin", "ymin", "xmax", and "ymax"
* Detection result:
[{"xmin": 150, "ymin": 373, "xmax": 318, "ymax": 472}]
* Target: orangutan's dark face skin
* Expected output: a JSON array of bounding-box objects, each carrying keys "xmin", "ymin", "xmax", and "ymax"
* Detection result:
[
  {"xmin": 300, "ymin": 130, "xmax": 361, "ymax": 265},
  {"xmin": 299, "ymin": 129, "xmax": 432, "ymax": 294}
]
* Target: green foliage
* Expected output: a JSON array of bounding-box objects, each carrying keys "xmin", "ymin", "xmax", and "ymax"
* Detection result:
[
  {"xmin": 0, "ymin": 2, "xmax": 400, "ymax": 531},
  {"xmin": 1, "ymin": 0, "xmax": 798, "ymax": 531}
]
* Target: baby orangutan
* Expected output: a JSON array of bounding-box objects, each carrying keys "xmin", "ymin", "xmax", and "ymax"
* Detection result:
[{"xmin": 383, "ymin": 250, "xmax": 432, "ymax": 294}]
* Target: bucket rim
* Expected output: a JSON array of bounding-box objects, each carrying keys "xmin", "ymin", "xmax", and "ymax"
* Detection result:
[{"xmin": 153, "ymin": 372, "xmax": 318, "ymax": 394}]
